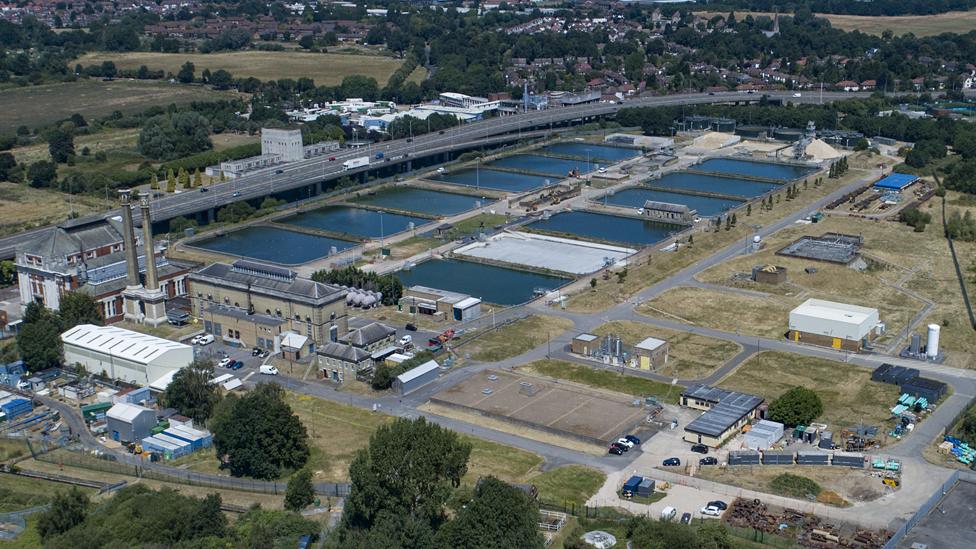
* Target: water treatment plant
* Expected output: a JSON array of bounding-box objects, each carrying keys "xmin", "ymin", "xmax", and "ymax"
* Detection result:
[{"xmin": 178, "ymin": 134, "xmax": 826, "ymax": 307}]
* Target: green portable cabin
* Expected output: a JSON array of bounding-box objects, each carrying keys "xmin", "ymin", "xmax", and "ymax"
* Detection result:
[{"xmin": 81, "ymin": 402, "xmax": 113, "ymax": 421}]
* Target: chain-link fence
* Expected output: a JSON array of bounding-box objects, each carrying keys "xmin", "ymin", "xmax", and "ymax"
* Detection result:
[
  {"xmin": 34, "ymin": 446, "xmax": 350, "ymax": 497},
  {"xmin": 881, "ymin": 470, "xmax": 960, "ymax": 549}
]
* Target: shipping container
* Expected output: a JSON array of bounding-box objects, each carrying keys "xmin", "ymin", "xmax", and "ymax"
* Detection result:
[
  {"xmin": 621, "ymin": 475, "xmax": 643, "ymax": 497},
  {"xmin": 729, "ymin": 450, "xmax": 761, "ymax": 465},
  {"xmin": 762, "ymin": 450, "xmax": 794, "ymax": 465},
  {"xmin": 796, "ymin": 451, "xmax": 830, "ymax": 465}
]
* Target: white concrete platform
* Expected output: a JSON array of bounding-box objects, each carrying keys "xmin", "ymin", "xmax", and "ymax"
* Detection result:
[{"xmin": 455, "ymin": 231, "xmax": 635, "ymax": 275}]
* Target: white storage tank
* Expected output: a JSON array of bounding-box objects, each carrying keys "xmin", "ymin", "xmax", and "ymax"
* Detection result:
[{"xmin": 926, "ymin": 324, "xmax": 940, "ymax": 358}]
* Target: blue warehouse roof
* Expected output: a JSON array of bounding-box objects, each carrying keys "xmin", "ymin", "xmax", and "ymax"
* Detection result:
[{"xmin": 874, "ymin": 173, "xmax": 918, "ymax": 190}]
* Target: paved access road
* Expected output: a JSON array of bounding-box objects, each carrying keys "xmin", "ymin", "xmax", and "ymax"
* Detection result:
[{"xmin": 0, "ymin": 90, "xmax": 869, "ymax": 259}]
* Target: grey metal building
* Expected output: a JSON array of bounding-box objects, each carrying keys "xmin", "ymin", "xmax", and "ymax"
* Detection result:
[
  {"xmin": 392, "ymin": 360, "xmax": 440, "ymax": 395},
  {"xmin": 106, "ymin": 402, "xmax": 157, "ymax": 443}
]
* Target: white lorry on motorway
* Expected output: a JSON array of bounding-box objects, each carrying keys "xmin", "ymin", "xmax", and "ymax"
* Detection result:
[{"xmin": 343, "ymin": 157, "xmax": 369, "ymax": 171}]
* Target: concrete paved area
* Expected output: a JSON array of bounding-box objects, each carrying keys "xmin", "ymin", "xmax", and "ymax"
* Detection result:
[
  {"xmin": 455, "ymin": 231, "xmax": 636, "ymax": 275},
  {"xmin": 898, "ymin": 479, "xmax": 976, "ymax": 548}
]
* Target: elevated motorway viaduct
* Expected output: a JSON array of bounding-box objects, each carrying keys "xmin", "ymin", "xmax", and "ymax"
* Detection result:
[{"xmin": 0, "ymin": 90, "xmax": 867, "ymax": 259}]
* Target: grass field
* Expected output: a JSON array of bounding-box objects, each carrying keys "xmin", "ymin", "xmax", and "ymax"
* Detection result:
[
  {"xmin": 637, "ymin": 286, "xmax": 797, "ymax": 339},
  {"xmin": 516, "ymin": 359, "xmax": 681, "ymax": 404},
  {"xmin": 694, "ymin": 196, "xmax": 976, "ymax": 367},
  {"xmin": 591, "ymin": 320, "xmax": 741, "ymax": 380},
  {"xmin": 718, "ymin": 351, "xmax": 900, "ymax": 433},
  {"xmin": 0, "ymin": 472, "xmax": 97, "ymax": 512},
  {"xmin": 531, "ymin": 465, "xmax": 606, "ymax": 506},
  {"xmin": 694, "ymin": 10, "xmax": 976, "ymax": 36},
  {"xmin": 564, "ymin": 163, "xmax": 847, "ymax": 313},
  {"xmin": 0, "ymin": 79, "xmax": 238, "ymax": 130},
  {"xmin": 0, "ymin": 182, "xmax": 115, "ymax": 237},
  {"xmin": 78, "ymin": 51, "xmax": 408, "ymax": 87},
  {"xmin": 460, "ymin": 315, "xmax": 575, "ymax": 362}
]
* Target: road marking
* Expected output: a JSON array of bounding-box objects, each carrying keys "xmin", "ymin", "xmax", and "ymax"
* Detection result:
[{"xmin": 242, "ymin": 372, "xmax": 256, "ymax": 383}]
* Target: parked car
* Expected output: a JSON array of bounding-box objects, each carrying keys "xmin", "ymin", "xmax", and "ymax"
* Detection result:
[
  {"xmin": 398, "ymin": 335, "xmax": 413, "ymax": 347},
  {"xmin": 405, "ymin": 323, "xmax": 417, "ymax": 331},
  {"xmin": 190, "ymin": 335, "xmax": 204, "ymax": 345},
  {"xmin": 663, "ymin": 457, "xmax": 681, "ymax": 466},
  {"xmin": 195, "ymin": 334, "xmax": 215, "ymax": 345},
  {"xmin": 217, "ymin": 357, "xmax": 233, "ymax": 368},
  {"xmin": 608, "ymin": 445, "xmax": 624, "ymax": 456},
  {"xmin": 707, "ymin": 501, "xmax": 728, "ymax": 511},
  {"xmin": 615, "ymin": 438, "xmax": 635, "ymax": 449},
  {"xmin": 700, "ymin": 505, "xmax": 721, "ymax": 517},
  {"xmin": 624, "ymin": 434, "xmax": 641, "ymax": 445},
  {"xmin": 251, "ymin": 348, "xmax": 262, "ymax": 356},
  {"xmin": 230, "ymin": 361, "xmax": 244, "ymax": 370},
  {"xmin": 691, "ymin": 444, "xmax": 709, "ymax": 454},
  {"xmin": 699, "ymin": 457, "xmax": 718, "ymax": 466},
  {"xmin": 259, "ymin": 349, "xmax": 270, "ymax": 359},
  {"xmin": 680, "ymin": 512, "xmax": 692, "ymax": 525},
  {"xmin": 259, "ymin": 365, "xmax": 279, "ymax": 375}
]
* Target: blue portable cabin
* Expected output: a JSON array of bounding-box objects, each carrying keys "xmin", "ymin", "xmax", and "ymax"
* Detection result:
[
  {"xmin": 141, "ymin": 436, "xmax": 181, "ymax": 460},
  {"xmin": 621, "ymin": 475, "xmax": 643, "ymax": 497},
  {"xmin": 151, "ymin": 433, "xmax": 193, "ymax": 458},
  {"xmin": 163, "ymin": 425, "xmax": 212, "ymax": 450}
]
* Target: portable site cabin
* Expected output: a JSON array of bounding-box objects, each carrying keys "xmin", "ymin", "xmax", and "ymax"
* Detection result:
[
  {"xmin": 743, "ymin": 420, "xmax": 784, "ymax": 450},
  {"xmin": 622, "ymin": 475, "xmax": 643, "ymax": 497},
  {"xmin": 106, "ymin": 402, "xmax": 156, "ymax": 442}
]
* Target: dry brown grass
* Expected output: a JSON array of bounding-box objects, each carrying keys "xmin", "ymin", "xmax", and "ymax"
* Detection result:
[
  {"xmin": 696, "ymin": 465, "xmax": 885, "ymax": 506},
  {"xmin": 591, "ymin": 320, "xmax": 741, "ymax": 379},
  {"xmin": 0, "ymin": 182, "xmax": 115, "ymax": 237},
  {"xmin": 0, "ymin": 79, "xmax": 237, "ymax": 130},
  {"xmin": 717, "ymin": 351, "xmax": 901, "ymax": 432},
  {"xmin": 459, "ymin": 315, "xmax": 575, "ymax": 362},
  {"xmin": 694, "ymin": 10, "xmax": 976, "ymax": 37},
  {"xmin": 638, "ymin": 286, "xmax": 798, "ymax": 339},
  {"xmin": 77, "ymin": 51, "xmax": 407, "ymax": 86}
]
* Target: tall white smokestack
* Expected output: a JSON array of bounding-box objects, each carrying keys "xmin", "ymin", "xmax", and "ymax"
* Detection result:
[{"xmin": 926, "ymin": 324, "xmax": 940, "ymax": 358}]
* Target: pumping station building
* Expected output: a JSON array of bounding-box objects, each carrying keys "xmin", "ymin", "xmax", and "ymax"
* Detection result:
[{"xmin": 788, "ymin": 298, "xmax": 882, "ymax": 351}]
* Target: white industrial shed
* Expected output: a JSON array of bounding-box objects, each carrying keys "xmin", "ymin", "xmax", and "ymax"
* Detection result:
[
  {"xmin": 788, "ymin": 299, "xmax": 881, "ymax": 351},
  {"xmin": 62, "ymin": 324, "xmax": 194, "ymax": 386}
]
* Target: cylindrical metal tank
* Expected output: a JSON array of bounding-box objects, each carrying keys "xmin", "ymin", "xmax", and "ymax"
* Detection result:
[{"xmin": 926, "ymin": 324, "xmax": 940, "ymax": 358}]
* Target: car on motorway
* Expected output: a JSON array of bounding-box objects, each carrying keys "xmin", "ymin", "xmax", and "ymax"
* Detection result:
[
  {"xmin": 608, "ymin": 445, "xmax": 624, "ymax": 455},
  {"xmin": 700, "ymin": 505, "xmax": 721, "ymax": 517},
  {"xmin": 691, "ymin": 444, "xmax": 709, "ymax": 454},
  {"xmin": 232, "ymin": 191, "xmax": 241, "ymax": 197},
  {"xmin": 699, "ymin": 457, "xmax": 718, "ymax": 466},
  {"xmin": 217, "ymin": 357, "xmax": 233, "ymax": 368},
  {"xmin": 624, "ymin": 434, "xmax": 641, "ymax": 445},
  {"xmin": 707, "ymin": 501, "xmax": 728, "ymax": 511},
  {"xmin": 793, "ymin": 92, "xmax": 802, "ymax": 97},
  {"xmin": 199, "ymin": 187, "xmax": 208, "ymax": 193},
  {"xmin": 663, "ymin": 457, "xmax": 681, "ymax": 466},
  {"xmin": 329, "ymin": 157, "xmax": 336, "ymax": 161},
  {"xmin": 406, "ymin": 138, "xmax": 413, "ymax": 142},
  {"xmin": 275, "ymin": 169, "xmax": 283, "ymax": 174},
  {"xmin": 680, "ymin": 512, "xmax": 692, "ymax": 524},
  {"xmin": 230, "ymin": 360, "xmax": 244, "ymax": 371},
  {"xmin": 615, "ymin": 437, "xmax": 635, "ymax": 449}
]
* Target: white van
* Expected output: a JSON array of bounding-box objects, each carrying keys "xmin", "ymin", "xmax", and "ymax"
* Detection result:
[
  {"xmin": 660, "ymin": 506, "xmax": 677, "ymax": 522},
  {"xmin": 259, "ymin": 365, "xmax": 279, "ymax": 375}
]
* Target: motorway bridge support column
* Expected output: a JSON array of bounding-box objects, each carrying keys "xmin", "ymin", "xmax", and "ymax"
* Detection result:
[{"xmin": 207, "ymin": 208, "xmax": 215, "ymax": 224}]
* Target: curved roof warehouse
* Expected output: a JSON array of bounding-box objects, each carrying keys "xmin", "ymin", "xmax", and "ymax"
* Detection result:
[{"xmin": 62, "ymin": 324, "xmax": 194, "ymax": 386}]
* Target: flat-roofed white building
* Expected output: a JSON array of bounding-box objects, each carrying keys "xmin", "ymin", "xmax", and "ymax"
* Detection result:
[
  {"xmin": 788, "ymin": 298, "xmax": 881, "ymax": 351},
  {"xmin": 62, "ymin": 324, "xmax": 194, "ymax": 386}
]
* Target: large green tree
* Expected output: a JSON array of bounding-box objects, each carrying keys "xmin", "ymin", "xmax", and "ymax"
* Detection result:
[
  {"xmin": 45, "ymin": 127, "xmax": 75, "ymax": 163},
  {"xmin": 58, "ymin": 291, "xmax": 103, "ymax": 328},
  {"xmin": 17, "ymin": 302, "xmax": 63, "ymax": 371},
  {"xmin": 767, "ymin": 387, "xmax": 824, "ymax": 427},
  {"xmin": 137, "ymin": 112, "xmax": 212, "ymax": 161},
  {"xmin": 162, "ymin": 359, "xmax": 220, "ymax": 423},
  {"xmin": 211, "ymin": 383, "xmax": 309, "ymax": 479},
  {"xmin": 35, "ymin": 487, "xmax": 89, "ymax": 541},
  {"xmin": 435, "ymin": 477, "xmax": 543, "ymax": 549},
  {"xmin": 284, "ymin": 468, "xmax": 315, "ymax": 511},
  {"xmin": 336, "ymin": 417, "xmax": 471, "ymax": 545}
]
